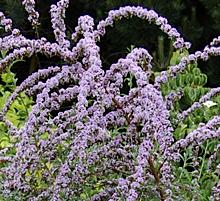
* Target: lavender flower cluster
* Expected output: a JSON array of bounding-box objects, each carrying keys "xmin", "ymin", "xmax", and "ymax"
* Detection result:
[{"xmin": 0, "ymin": 1, "xmax": 220, "ymax": 200}]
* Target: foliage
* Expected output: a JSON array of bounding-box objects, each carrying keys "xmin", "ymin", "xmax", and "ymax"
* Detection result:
[
  {"xmin": 160, "ymin": 50, "xmax": 220, "ymax": 200},
  {"xmin": 0, "ymin": 51, "xmax": 33, "ymax": 150},
  {"xmin": 0, "ymin": 52, "xmax": 33, "ymax": 201}
]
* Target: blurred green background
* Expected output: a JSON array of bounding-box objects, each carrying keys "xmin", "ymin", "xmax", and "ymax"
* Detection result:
[{"xmin": 0, "ymin": 0, "xmax": 220, "ymax": 87}]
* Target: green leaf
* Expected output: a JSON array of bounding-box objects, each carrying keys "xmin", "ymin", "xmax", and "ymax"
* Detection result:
[
  {"xmin": 185, "ymin": 74, "xmax": 193, "ymax": 85},
  {"xmin": 0, "ymin": 50, "xmax": 8, "ymax": 58},
  {"xmin": 45, "ymin": 162, "xmax": 53, "ymax": 171},
  {"xmin": 0, "ymin": 91, "xmax": 11, "ymax": 110},
  {"xmin": 198, "ymin": 74, "xmax": 207, "ymax": 86},
  {"xmin": 0, "ymin": 136, "xmax": 11, "ymax": 148},
  {"xmin": 170, "ymin": 51, "xmax": 180, "ymax": 65},
  {"xmin": 1, "ymin": 71, "xmax": 16, "ymax": 85},
  {"xmin": 192, "ymin": 67, "xmax": 201, "ymax": 75},
  {"xmin": 179, "ymin": 75, "xmax": 185, "ymax": 87}
]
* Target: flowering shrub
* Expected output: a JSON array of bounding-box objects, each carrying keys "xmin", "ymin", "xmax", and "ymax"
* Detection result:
[{"xmin": 0, "ymin": 1, "xmax": 220, "ymax": 200}]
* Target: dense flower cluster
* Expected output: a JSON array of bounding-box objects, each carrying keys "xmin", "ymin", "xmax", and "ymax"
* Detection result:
[
  {"xmin": 50, "ymin": 0, "xmax": 70, "ymax": 48},
  {"xmin": 0, "ymin": 1, "xmax": 220, "ymax": 201},
  {"xmin": 22, "ymin": 0, "xmax": 39, "ymax": 28},
  {"xmin": 0, "ymin": 11, "xmax": 12, "ymax": 32}
]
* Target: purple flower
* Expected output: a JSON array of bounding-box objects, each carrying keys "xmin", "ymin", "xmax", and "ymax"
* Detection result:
[
  {"xmin": 1, "ymin": 3, "xmax": 220, "ymax": 201},
  {"xmin": 22, "ymin": 0, "xmax": 39, "ymax": 27}
]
